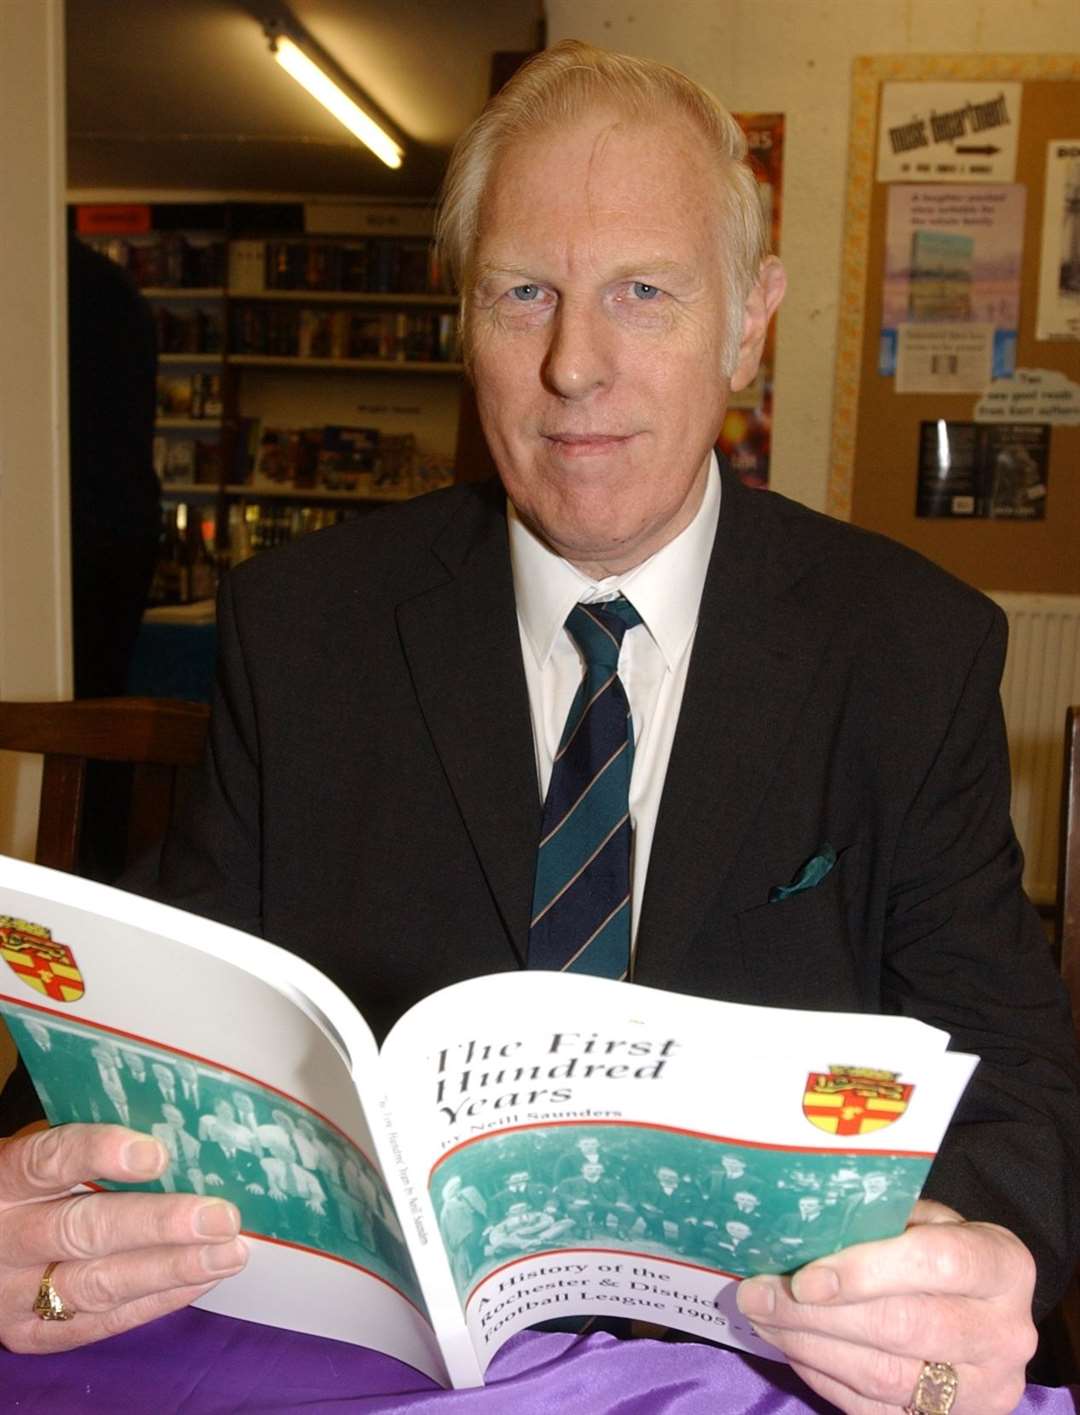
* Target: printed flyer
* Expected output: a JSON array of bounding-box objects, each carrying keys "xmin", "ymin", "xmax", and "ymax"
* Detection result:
[
  {"xmin": 720, "ymin": 112, "xmax": 784, "ymax": 487},
  {"xmin": 880, "ymin": 184, "xmax": 1025, "ymax": 382},
  {"xmin": 1036, "ymin": 140, "xmax": 1080, "ymax": 341}
]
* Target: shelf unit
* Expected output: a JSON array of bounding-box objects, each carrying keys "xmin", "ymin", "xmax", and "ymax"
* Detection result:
[
  {"xmin": 73, "ymin": 197, "xmax": 465, "ymax": 602},
  {"xmin": 158, "ymin": 353, "xmax": 223, "ymax": 366},
  {"xmin": 228, "ymin": 354, "xmax": 463, "ymax": 374},
  {"xmin": 237, "ymin": 289, "xmax": 457, "ymax": 307},
  {"xmin": 142, "ymin": 287, "xmax": 225, "ymax": 299}
]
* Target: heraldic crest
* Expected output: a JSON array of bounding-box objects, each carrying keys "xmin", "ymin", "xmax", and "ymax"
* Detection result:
[
  {"xmin": 803, "ymin": 1065, "xmax": 913, "ymax": 1136},
  {"xmin": 0, "ymin": 916, "xmax": 84, "ymax": 1003}
]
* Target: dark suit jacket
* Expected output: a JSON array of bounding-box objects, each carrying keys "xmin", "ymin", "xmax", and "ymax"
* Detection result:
[{"xmin": 8, "ymin": 466, "xmax": 1077, "ymax": 1312}]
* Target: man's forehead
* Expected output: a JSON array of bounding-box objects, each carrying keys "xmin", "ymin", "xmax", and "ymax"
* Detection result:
[{"xmin": 474, "ymin": 111, "xmax": 722, "ymax": 253}]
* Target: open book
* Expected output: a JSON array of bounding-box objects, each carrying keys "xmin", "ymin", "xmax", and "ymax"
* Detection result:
[{"xmin": 0, "ymin": 853, "xmax": 977, "ymax": 1389}]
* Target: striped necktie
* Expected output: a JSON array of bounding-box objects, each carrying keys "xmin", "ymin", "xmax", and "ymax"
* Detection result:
[{"xmin": 528, "ymin": 596, "xmax": 643, "ymax": 977}]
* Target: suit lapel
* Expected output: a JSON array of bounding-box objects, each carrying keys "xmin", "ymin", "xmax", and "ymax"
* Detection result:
[
  {"xmin": 636, "ymin": 471, "xmax": 837, "ymax": 967},
  {"xmin": 395, "ymin": 488, "xmax": 538, "ymax": 963}
]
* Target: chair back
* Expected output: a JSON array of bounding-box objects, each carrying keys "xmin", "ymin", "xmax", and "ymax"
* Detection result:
[
  {"xmin": 0, "ymin": 697, "xmax": 209, "ymax": 878},
  {"xmin": 1059, "ymin": 706, "xmax": 1080, "ymax": 1031}
]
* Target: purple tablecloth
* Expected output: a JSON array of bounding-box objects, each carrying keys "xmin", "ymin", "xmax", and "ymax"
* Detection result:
[{"xmin": 2, "ymin": 1310, "xmax": 1077, "ymax": 1413}]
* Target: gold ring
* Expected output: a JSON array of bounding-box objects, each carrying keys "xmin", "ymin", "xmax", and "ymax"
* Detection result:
[
  {"xmin": 903, "ymin": 1360, "xmax": 959, "ymax": 1414},
  {"xmin": 32, "ymin": 1261, "xmax": 76, "ymax": 1322}
]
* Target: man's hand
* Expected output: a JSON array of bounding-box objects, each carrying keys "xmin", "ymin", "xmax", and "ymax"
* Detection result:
[
  {"xmin": 0, "ymin": 1124, "xmax": 247, "ymax": 1354},
  {"xmin": 735, "ymin": 1200, "xmax": 1037, "ymax": 1415}
]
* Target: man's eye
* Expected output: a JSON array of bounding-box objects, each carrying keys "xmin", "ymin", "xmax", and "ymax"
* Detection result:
[
  {"xmin": 509, "ymin": 284, "xmax": 541, "ymax": 302},
  {"xmin": 631, "ymin": 282, "xmax": 660, "ymax": 300}
]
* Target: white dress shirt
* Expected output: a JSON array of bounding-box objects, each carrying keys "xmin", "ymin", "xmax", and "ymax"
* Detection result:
[{"xmin": 509, "ymin": 455, "xmax": 721, "ymax": 950}]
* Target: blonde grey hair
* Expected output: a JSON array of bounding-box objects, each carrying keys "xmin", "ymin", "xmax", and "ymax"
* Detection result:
[{"xmin": 435, "ymin": 39, "xmax": 769, "ymax": 368}]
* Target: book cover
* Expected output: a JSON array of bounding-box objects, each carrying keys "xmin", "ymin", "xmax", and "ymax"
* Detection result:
[{"xmin": 0, "ymin": 856, "xmax": 977, "ymax": 1390}]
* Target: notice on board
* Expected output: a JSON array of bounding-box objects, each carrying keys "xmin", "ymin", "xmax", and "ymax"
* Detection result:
[
  {"xmin": 974, "ymin": 368, "xmax": 1080, "ymax": 425},
  {"xmin": 877, "ymin": 83, "xmax": 1021, "ymax": 184},
  {"xmin": 1036, "ymin": 141, "xmax": 1080, "ymax": 341},
  {"xmin": 916, "ymin": 420, "xmax": 1049, "ymax": 520}
]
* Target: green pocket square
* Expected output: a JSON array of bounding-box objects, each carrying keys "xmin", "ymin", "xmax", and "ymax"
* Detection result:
[{"xmin": 769, "ymin": 844, "xmax": 838, "ymax": 903}]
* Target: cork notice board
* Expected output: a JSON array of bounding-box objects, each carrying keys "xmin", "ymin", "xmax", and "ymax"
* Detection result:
[{"xmin": 829, "ymin": 56, "xmax": 1080, "ymax": 595}]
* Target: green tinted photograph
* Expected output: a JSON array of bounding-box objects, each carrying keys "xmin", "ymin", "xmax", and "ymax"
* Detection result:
[
  {"xmin": 2, "ymin": 1001, "xmax": 423, "ymax": 1309},
  {"xmin": 430, "ymin": 1122, "xmax": 928, "ymax": 1300}
]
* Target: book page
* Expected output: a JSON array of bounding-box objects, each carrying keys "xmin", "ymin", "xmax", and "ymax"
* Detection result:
[
  {"xmin": 0, "ymin": 855, "xmax": 448, "ymax": 1386},
  {"xmin": 380, "ymin": 972, "xmax": 977, "ymax": 1375}
]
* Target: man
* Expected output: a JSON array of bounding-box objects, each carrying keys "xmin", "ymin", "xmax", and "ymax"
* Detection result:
[
  {"xmin": 637, "ymin": 1163, "xmax": 699, "ymax": 1248},
  {"xmin": 556, "ymin": 1160, "xmax": 636, "ymax": 1242},
  {"xmin": 150, "ymin": 1104, "xmax": 205, "ymax": 1198},
  {"xmin": 0, "ymin": 39, "xmax": 1076, "ymax": 1414},
  {"xmin": 489, "ymin": 1168, "xmax": 553, "ymax": 1221},
  {"xmin": 151, "ymin": 1062, "xmax": 178, "ymax": 1108},
  {"xmin": 438, "ymin": 1176, "xmax": 488, "ymax": 1292},
  {"xmin": 835, "ymin": 1169, "xmax": 920, "ymax": 1248},
  {"xmin": 775, "ymin": 1195, "xmax": 841, "ymax": 1262}
]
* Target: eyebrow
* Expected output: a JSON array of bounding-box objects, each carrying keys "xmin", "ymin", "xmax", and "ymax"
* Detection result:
[{"xmin": 472, "ymin": 258, "xmax": 697, "ymax": 286}]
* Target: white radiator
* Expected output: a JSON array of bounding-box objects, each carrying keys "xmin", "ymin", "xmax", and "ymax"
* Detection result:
[{"xmin": 990, "ymin": 592, "xmax": 1080, "ymax": 907}]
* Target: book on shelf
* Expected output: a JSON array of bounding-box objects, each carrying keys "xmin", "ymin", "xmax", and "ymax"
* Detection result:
[
  {"xmin": 317, "ymin": 425, "xmax": 380, "ymax": 491},
  {"xmin": 153, "ymin": 305, "xmax": 223, "ymax": 355},
  {"xmin": 229, "ymin": 417, "xmax": 264, "ymax": 485},
  {"xmin": 250, "ymin": 424, "xmax": 420, "ymax": 498},
  {"xmin": 232, "ymin": 501, "xmax": 362, "ymax": 553},
  {"xmin": 154, "ymin": 436, "xmax": 224, "ymax": 487},
  {"xmin": 230, "ymin": 304, "xmax": 457, "ymax": 364},
  {"xmin": 228, "ymin": 239, "xmax": 268, "ymax": 295},
  {"xmin": 250, "ymin": 236, "xmax": 447, "ymax": 296},
  {"xmin": 85, "ymin": 232, "xmax": 225, "ymax": 290},
  {"xmin": 0, "ymin": 854, "xmax": 977, "ymax": 1390},
  {"xmin": 156, "ymin": 372, "xmax": 223, "ymax": 420}
]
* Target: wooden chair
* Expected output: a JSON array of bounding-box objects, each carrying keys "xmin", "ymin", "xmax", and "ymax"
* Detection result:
[{"xmin": 0, "ymin": 697, "xmax": 209, "ymax": 878}]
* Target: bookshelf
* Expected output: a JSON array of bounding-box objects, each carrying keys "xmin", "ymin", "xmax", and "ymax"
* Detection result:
[
  {"xmin": 229, "ymin": 355, "xmax": 462, "ymax": 373},
  {"xmin": 72, "ymin": 198, "xmax": 465, "ymax": 603}
]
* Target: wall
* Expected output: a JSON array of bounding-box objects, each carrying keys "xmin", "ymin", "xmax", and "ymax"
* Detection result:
[
  {"xmin": 546, "ymin": 0, "xmax": 1080, "ymax": 513},
  {"xmin": 0, "ymin": 0, "xmax": 71, "ymax": 1089},
  {"xmin": 0, "ymin": 0, "xmax": 71, "ymax": 853}
]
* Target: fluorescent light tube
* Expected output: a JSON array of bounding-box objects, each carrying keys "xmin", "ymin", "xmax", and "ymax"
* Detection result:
[{"xmin": 273, "ymin": 35, "xmax": 403, "ymax": 170}]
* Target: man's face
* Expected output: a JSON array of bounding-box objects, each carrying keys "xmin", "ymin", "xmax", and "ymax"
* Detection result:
[
  {"xmin": 582, "ymin": 1162, "xmax": 604, "ymax": 1182},
  {"xmin": 469, "ymin": 108, "xmax": 776, "ymax": 577}
]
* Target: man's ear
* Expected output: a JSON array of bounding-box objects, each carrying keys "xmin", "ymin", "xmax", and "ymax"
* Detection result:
[{"xmin": 729, "ymin": 256, "xmax": 786, "ymax": 393}]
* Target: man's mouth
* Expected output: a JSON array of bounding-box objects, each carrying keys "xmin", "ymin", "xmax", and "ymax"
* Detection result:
[{"xmin": 543, "ymin": 432, "xmax": 636, "ymax": 456}]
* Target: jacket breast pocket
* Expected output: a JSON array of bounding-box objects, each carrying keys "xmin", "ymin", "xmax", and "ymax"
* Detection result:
[{"xmin": 732, "ymin": 846, "xmax": 861, "ymax": 1012}]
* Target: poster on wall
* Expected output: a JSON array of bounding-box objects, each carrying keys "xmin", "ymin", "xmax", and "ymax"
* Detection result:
[
  {"xmin": 876, "ymin": 82, "xmax": 1021, "ymax": 184},
  {"xmin": 719, "ymin": 113, "xmax": 783, "ymax": 487},
  {"xmin": 880, "ymin": 185, "xmax": 1025, "ymax": 383},
  {"xmin": 915, "ymin": 418, "xmax": 1049, "ymax": 519},
  {"xmin": 1035, "ymin": 140, "xmax": 1080, "ymax": 341}
]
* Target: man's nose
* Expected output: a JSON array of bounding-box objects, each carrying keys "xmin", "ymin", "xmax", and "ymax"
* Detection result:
[{"xmin": 541, "ymin": 298, "xmax": 614, "ymax": 399}]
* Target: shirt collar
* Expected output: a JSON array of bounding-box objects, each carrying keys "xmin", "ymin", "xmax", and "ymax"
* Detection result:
[{"xmin": 509, "ymin": 452, "xmax": 721, "ymax": 671}]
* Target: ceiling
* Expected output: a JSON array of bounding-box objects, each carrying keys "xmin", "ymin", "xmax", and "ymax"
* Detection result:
[{"xmin": 66, "ymin": 0, "xmax": 542, "ymax": 201}]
